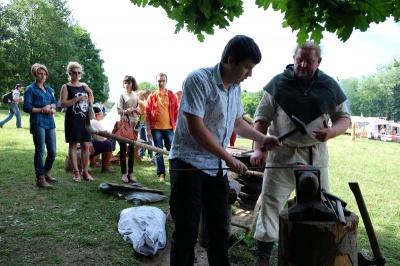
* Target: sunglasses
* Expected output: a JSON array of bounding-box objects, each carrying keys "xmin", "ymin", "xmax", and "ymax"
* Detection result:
[{"xmin": 71, "ymin": 71, "xmax": 82, "ymax": 75}]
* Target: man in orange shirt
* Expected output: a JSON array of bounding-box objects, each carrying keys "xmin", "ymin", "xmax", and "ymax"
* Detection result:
[{"xmin": 146, "ymin": 73, "xmax": 178, "ymax": 182}]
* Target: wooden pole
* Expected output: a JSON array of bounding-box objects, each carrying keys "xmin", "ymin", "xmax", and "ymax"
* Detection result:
[
  {"xmin": 85, "ymin": 119, "xmax": 169, "ymax": 155},
  {"xmin": 351, "ymin": 122, "xmax": 356, "ymax": 142}
]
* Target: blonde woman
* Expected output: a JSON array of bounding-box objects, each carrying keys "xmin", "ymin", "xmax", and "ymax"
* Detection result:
[
  {"xmin": 60, "ymin": 62, "xmax": 94, "ymax": 182},
  {"xmin": 22, "ymin": 63, "xmax": 58, "ymax": 188},
  {"xmin": 117, "ymin": 75, "xmax": 140, "ymax": 183}
]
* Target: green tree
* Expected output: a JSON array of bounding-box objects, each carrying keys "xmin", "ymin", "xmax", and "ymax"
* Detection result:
[
  {"xmin": 339, "ymin": 77, "xmax": 361, "ymax": 115},
  {"xmin": 73, "ymin": 26, "xmax": 109, "ymax": 103},
  {"xmin": 130, "ymin": 0, "xmax": 399, "ymax": 44},
  {"xmin": 340, "ymin": 61, "xmax": 400, "ymax": 120},
  {"xmin": 0, "ymin": 0, "xmax": 109, "ymax": 103},
  {"xmin": 241, "ymin": 89, "xmax": 264, "ymax": 117},
  {"xmin": 1, "ymin": 0, "xmax": 75, "ymax": 96},
  {"xmin": 0, "ymin": 4, "xmax": 13, "ymax": 87},
  {"xmin": 138, "ymin": 81, "xmax": 157, "ymax": 91}
]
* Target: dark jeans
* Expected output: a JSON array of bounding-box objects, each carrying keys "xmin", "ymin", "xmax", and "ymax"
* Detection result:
[
  {"xmin": 169, "ymin": 159, "xmax": 230, "ymax": 266},
  {"xmin": 119, "ymin": 142, "xmax": 133, "ymax": 174},
  {"xmin": 138, "ymin": 122, "xmax": 152, "ymax": 158},
  {"xmin": 91, "ymin": 139, "xmax": 113, "ymax": 156},
  {"xmin": 31, "ymin": 123, "xmax": 56, "ymax": 176},
  {"xmin": 151, "ymin": 129, "xmax": 173, "ymax": 175}
]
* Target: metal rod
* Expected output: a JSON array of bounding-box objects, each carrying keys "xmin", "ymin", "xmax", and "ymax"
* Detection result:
[{"xmin": 169, "ymin": 165, "xmax": 308, "ymax": 171}]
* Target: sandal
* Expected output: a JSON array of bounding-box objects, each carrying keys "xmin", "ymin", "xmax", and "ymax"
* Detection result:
[
  {"xmin": 121, "ymin": 174, "xmax": 129, "ymax": 183},
  {"xmin": 73, "ymin": 171, "xmax": 81, "ymax": 183},
  {"xmin": 82, "ymin": 171, "xmax": 94, "ymax": 181},
  {"xmin": 128, "ymin": 174, "xmax": 137, "ymax": 183}
]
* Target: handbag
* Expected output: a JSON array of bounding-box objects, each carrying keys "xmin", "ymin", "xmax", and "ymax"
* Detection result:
[
  {"xmin": 112, "ymin": 98, "xmax": 138, "ymax": 140},
  {"xmin": 87, "ymin": 100, "xmax": 95, "ymax": 120},
  {"xmin": 112, "ymin": 115, "xmax": 138, "ymax": 140}
]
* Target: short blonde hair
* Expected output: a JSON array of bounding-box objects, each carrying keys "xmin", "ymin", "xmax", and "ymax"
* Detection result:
[
  {"xmin": 66, "ymin": 61, "xmax": 83, "ymax": 80},
  {"xmin": 31, "ymin": 63, "xmax": 49, "ymax": 77}
]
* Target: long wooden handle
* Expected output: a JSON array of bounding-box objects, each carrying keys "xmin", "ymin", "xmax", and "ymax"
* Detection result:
[
  {"xmin": 85, "ymin": 117, "xmax": 169, "ymax": 155},
  {"xmin": 349, "ymin": 182, "xmax": 385, "ymax": 265}
]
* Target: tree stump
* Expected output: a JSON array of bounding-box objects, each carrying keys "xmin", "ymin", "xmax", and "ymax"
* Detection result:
[
  {"xmin": 279, "ymin": 209, "xmax": 359, "ymax": 266},
  {"xmin": 64, "ymin": 155, "xmax": 82, "ymax": 172}
]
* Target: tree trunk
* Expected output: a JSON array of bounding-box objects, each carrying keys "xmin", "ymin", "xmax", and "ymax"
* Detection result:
[{"xmin": 279, "ymin": 209, "xmax": 359, "ymax": 266}]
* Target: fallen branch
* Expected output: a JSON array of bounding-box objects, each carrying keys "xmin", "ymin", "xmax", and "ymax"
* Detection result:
[{"xmin": 85, "ymin": 114, "xmax": 169, "ymax": 155}]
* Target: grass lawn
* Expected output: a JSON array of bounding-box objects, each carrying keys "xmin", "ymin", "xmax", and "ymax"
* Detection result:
[{"xmin": 0, "ymin": 108, "xmax": 399, "ymax": 265}]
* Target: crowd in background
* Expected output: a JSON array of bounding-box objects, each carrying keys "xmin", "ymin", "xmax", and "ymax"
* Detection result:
[{"xmin": 1, "ymin": 63, "xmax": 182, "ymax": 188}]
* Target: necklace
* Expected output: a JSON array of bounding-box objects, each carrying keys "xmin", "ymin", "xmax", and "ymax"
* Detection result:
[{"xmin": 298, "ymin": 79, "xmax": 315, "ymax": 96}]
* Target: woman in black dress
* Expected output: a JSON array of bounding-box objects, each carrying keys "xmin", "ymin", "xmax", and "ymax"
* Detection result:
[{"xmin": 60, "ymin": 61, "xmax": 94, "ymax": 182}]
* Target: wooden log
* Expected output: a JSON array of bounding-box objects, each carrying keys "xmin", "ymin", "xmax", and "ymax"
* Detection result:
[
  {"xmin": 64, "ymin": 155, "xmax": 82, "ymax": 172},
  {"xmin": 279, "ymin": 209, "xmax": 359, "ymax": 266}
]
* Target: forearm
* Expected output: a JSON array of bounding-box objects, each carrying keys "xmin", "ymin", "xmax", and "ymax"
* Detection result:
[
  {"xmin": 61, "ymin": 97, "xmax": 79, "ymax": 108},
  {"xmin": 252, "ymin": 121, "xmax": 270, "ymax": 149},
  {"xmin": 234, "ymin": 118, "xmax": 267, "ymax": 144},
  {"xmin": 330, "ymin": 117, "xmax": 351, "ymax": 138},
  {"xmin": 60, "ymin": 86, "xmax": 77, "ymax": 108}
]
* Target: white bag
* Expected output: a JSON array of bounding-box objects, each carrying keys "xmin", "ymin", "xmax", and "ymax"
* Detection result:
[{"xmin": 118, "ymin": 206, "xmax": 167, "ymax": 256}]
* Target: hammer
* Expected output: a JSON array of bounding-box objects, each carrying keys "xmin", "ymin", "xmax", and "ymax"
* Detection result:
[{"xmin": 260, "ymin": 115, "xmax": 308, "ymax": 152}]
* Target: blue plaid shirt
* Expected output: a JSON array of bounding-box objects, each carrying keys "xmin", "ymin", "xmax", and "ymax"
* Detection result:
[{"xmin": 23, "ymin": 82, "xmax": 57, "ymax": 130}]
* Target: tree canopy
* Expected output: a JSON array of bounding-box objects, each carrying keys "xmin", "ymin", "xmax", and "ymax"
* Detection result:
[
  {"xmin": 340, "ymin": 60, "xmax": 400, "ymax": 121},
  {"xmin": 0, "ymin": 0, "xmax": 109, "ymax": 103},
  {"xmin": 130, "ymin": 0, "xmax": 399, "ymax": 44}
]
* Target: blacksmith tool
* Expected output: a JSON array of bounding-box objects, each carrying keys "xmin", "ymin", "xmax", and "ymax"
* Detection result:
[
  {"xmin": 240, "ymin": 149, "xmax": 254, "ymax": 155},
  {"xmin": 349, "ymin": 182, "xmax": 386, "ymax": 266},
  {"xmin": 287, "ymin": 166, "xmax": 335, "ymax": 221},
  {"xmin": 322, "ymin": 189, "xmax": 349, "ymax": 226},
  {"xmin": 260, "ymin": 115, "xmax": 308, "ymax": 152}
]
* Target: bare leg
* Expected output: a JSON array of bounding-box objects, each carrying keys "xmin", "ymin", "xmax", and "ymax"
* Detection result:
[
  {"xmin": 81, "ymin": 142, "xmax": 90, "ymax": 172},
  {"xmin": 68, "ymin": 142, "xmax": 79, "ymax": 172}
]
